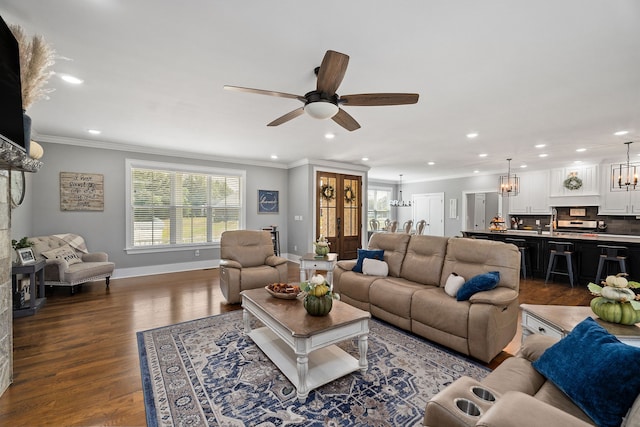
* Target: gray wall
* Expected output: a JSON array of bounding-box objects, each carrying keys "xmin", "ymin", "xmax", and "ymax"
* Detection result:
[
  {"xmin": 371, "ymin": 173, "xmax": 505, "ymax": 237},
  {"xmin": 11, "ymin": 142, "xmax": 289, "ymax": 275}
]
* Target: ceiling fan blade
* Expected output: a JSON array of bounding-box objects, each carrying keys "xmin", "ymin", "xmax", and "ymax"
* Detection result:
[
  {"xmin": 316, "ymin": 50, "xmax": 349, "ymax": 96},
  {"xmin": 332, "ymin": 108, "xmax": 361, "ymax": 132},
  {"xmin": 267, "ymin": 107, "xmax": 305, "ymax": 127},
  {"xmin": 224, "ymin": 85, "xmax": 306, "ymax": 102},
  {"xmin": 340, "ymin": 93, "xmax": 419, "ymax": 106}
]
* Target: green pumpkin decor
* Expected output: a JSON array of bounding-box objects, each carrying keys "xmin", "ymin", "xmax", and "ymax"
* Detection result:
[
  {"xmin": 590, "ymin": 297, "xmax": 640, "ymax": 325},
  {"xmin": 303, "ymin": 294, "xmax": 333, "ymax": 316},
  {"xmin": 587, "ymin": 275, "xmax": 640, "ymax": 325}
]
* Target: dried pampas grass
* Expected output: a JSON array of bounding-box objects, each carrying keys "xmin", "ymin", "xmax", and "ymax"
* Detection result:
[{"xmin": 9, "ymin": 24, "xmax": 56, "ymax": 110}]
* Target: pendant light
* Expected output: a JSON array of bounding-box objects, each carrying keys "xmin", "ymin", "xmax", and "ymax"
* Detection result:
[
  {"xmin": 390, "ymin": 174, "xmax": 412, "ymax": 207},
  {"xmin": 499, "ymin": 158, "xmax": 520, "ymax": 196},
  {"xmin": 611, "ymin": 141, "xmax": 638, "ymax": 191}
]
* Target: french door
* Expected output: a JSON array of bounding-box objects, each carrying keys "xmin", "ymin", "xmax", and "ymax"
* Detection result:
[{"xmin": 316, "ymin": 172, "xmax": 362, "ymax": 260}]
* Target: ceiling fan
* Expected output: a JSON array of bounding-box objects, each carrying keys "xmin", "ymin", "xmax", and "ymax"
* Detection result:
[{"xmin": 224, "ymin": 50, "xmax": 419, "ymax": 132}]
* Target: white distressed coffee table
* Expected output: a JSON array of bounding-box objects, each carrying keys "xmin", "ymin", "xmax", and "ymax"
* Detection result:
[{"xmin": 241, "ymin": 288, "xmax": 370, "ymax": 402}]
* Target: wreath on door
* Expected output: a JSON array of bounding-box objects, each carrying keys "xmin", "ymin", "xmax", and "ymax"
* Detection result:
[
  {"xmin": 344, "ymin": 185, "xmax": 356, "ymax": 203},
  {"xmin": 320, "ymin": 184, "xmax": 336, "ymax": 200},
  {"xmin": 563, "ymin": 172, "xmax": 583, "ymax": 191}
]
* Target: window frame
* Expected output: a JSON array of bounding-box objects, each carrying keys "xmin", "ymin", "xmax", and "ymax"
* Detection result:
[
  {"xmin": 125, "ymin": 159, "xmax": 246, "ymax": 254},
  {"xmin": 367, "ymin": 185, "xmax": 393, "ymax": 225}
]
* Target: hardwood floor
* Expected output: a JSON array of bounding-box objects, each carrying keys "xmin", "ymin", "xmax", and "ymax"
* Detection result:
[{"xmin": 0, "ymin": 263, "xmax": 593, "ymax": 426}]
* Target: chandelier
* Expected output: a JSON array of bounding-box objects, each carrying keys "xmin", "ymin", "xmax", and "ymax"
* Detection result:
[
  {"xmin": 611, "ymin": 141, "xmax": 638, "ymax": 191},
  {"xmin": 499, "ymin": 158, "xmax": 520, "ymax": 197},
  {"xmin": 390, "ymin": 174, "xmax": 411, "ymax": 207}
]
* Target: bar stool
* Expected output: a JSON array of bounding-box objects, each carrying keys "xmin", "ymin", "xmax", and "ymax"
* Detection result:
[
  {"xmin": 545, "ymin": 241, "xmax": 578, "ymax": 287},
  {"xmin": 506, "ymin": 238, "xmax": 531, "ymax": 279},
  {"xmin": 594, "ymin": 245, "xmax": 628, "ymax": 285}
]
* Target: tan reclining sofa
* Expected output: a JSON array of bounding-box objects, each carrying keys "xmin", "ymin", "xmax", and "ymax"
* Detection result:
[
  {"xmin": 425, "ymin": 334, "xmax": 640, "ymax": 426},
  {"xmin": 333, "ymin": 233, "xmax": 520, "ymax": 363}
]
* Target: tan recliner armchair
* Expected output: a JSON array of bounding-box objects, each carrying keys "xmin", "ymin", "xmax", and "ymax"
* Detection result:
[{"xmin": 219, "ymin": 230, "xmax": 288, "ymax": 303}]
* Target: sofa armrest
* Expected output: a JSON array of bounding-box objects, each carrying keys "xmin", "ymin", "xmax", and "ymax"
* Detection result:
[
  {"xmin": 220, "ymin": 259, "xmax": 242, "ymax": 269},
  {"xmin": 45, "ymin": 258, "xmax": 69, "ymax": 280},
  {"xmin": 336, "ymin": 260, "xmax": 357, "ymax": 271},
  {"xmin": 516, "ymin": 334, "xmax": 560, "ymax": 362},
  {"xmin": 82, "ymin": 252, "xmax": 108, "ymax": 262},
  {"xmin": 468, "ymin": 287, "xmax": 518, "ymax": 305},
  {"xmin": 476, "ymin": 391, "xmax": 593, "ymax": 427},
  {"xmin": 265, "ymin": 255, "xmax": 288, "ymax": 267}
]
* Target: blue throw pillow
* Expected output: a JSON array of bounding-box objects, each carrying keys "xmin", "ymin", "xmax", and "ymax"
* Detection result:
[
  {"xmin": 352, "ymin": 249, "xmax": 385, "ymax": 273},
  {"xmin": 532, "ymin": 317, "xmax": 640, "ymax": 427},
  {"xmin": 456, "ymin": 271, "xmax": 500, "ymax": 301}
]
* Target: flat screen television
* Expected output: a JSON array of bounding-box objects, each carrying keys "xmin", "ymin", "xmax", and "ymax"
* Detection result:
[{"xmin": 0, "ymin": 14, "xmax": 26, "ymax": 152}]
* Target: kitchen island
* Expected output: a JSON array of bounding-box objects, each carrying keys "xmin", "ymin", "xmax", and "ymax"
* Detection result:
[{"xmin": 462, "ymin": 230, "xmax": 640, "ymax": 285}]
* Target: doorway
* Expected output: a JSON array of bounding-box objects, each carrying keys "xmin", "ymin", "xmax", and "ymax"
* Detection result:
[
  {"xmin": 316, "ymin": 172, "xmax": 362, "ymax": 260},
  {"xmin": 411, "ymin": 193, "xmax": 445, "ymax": 236},
  {"xmin": 462, "ymin": 190, "xmax": 502, "ymax": 232}
]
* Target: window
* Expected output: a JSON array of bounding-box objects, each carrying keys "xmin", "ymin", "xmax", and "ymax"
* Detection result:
[
  {"xmin": 126, "ymin": 159, "xmax": 245, "ymax": 252},
  {"xmin": 367, "ymin": 187, "xmax": 392, "ymax": 225}
]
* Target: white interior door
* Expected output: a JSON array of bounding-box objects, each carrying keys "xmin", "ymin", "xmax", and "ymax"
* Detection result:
[
  {"xmin": 473, "ymin": 193, "xmax": 486, "ymax": 230},
  {"xmin": 412, "ymin": 193, "xmax": 445, "ymax": 236}
]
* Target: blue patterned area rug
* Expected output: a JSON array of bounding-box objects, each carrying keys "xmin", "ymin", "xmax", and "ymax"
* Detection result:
[{"xmin": 137, "ymin": 310, "xmax": 489, "ymax": 426}]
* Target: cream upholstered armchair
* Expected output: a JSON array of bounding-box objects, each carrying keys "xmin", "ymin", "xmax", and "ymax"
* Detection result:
[
  {"xmin": 28, "ymin": 233, "xmax": 115, "ymax": 294},
  {"xmin": 219, "ymin": 230, "xmax": 289, "ymax": 303}
]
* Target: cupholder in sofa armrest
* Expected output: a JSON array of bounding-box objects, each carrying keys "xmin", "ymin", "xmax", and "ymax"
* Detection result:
[
  {"xmin": 472, "ymin": 386, "xmax": 496, "ymax": 402},
  {"xmin": 455, "ymin": 398, "xmax": 482, "ymax": 417}
]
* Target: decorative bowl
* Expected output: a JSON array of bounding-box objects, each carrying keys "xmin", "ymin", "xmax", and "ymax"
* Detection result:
[{"xmin": 265, "ymin": 284, "xmax": 301, "ymax": 300}]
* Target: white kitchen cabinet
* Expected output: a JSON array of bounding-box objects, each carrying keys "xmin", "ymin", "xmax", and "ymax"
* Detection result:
[
  {"xmin": 549, "ymin": 165, "xmax": 599, "ymax": 196},
  {"xmin": 598, "ymin": 163, "xmax": 640, "ymax": 215},
  {"xmin": 508, "ymin": 170, "xmax": 551, "ymax": 215}
]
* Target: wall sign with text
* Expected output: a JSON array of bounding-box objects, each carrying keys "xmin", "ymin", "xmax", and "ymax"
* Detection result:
[
  {"xmin": 60, "ymin": 172, "xmax": 104, "ymax": 211},
  {"xmin": 258, "ymin": 190, "xmax": 279, "ymax": 214}
]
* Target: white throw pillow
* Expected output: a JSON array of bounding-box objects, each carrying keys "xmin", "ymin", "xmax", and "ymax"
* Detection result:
[
  {"xmin": 362, "ymin": 258, "xmax": 389, "ymax": 276},
  {"xmin": 444, "ymin": 273, "xmax": 465, "ymax": 297}
]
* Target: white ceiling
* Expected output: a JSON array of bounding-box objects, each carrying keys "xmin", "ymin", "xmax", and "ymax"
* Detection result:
[{"xmin": 2, "ymin": 1, "xmax": 640, "ymax": 183}]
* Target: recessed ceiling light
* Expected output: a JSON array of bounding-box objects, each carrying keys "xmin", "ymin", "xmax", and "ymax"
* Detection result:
[
  {"xmin": 520, "ymin": 164, "xmax": 527, "ymax": 168},
  {"xmin": 270, "ymin": 154, "xmax": 278, "ymax": 160},
  {"xmin": 539, "ymin": 153, "xmax": 548, "ymax": 158},
  {"xmin": 60, "ymin": 74, "xmax": 84, "ymax": 84},
  {"xmin": 614, "ymin": 130, "xmax": 629, "ymax": 136},
  {"xmin": 361, "ymin": 157, "xmax": 369, "ymax": 161},
  {"xmin": 576, "ymin": 148, "xmax": 586, "ymax": 152},
  {"xmin": 473, "ymin": 170, "xmax": 480, "ymax": 173},
  {"xmin": 574, "ymin": 160, "xmax": 583, "ymax": 164},
  {"xmin": 87, "ymin": 129, "xmax": 101, "ymax": 135},
  {"xmin": 466, "ymin": 132, "xmax": 478, "ymax": 139},
  {"xmin": 427, "ymin": 161, "xmax": 435, "ymax": 165},
  {"xmin": 324, "ymin": 133, "xmax": 335, "ymax": 139},
  {"xmin": 535, "ymin": 144, "xmax": 546, "ymax": 148},
  {"xmin": 479, "ymin": 153, "xmax": 488, "ymax": 158}
]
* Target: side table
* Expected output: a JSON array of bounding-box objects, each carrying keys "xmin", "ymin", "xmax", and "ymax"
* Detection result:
[
  {"xmin": 521, "ymin": 303, "xmax": 640, "ymax": 348},
  {"xmin": 12, "ymin": 259, "xmax": 47, "ymax": 317},
  {"xmin": 299, "ymin": 253, "xmax": 338, "ymax": 286}
]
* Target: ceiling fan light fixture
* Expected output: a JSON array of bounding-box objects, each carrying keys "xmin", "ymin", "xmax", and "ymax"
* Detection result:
[{"xmin": 304, "ymin": 101, "xmax": 339, "ymax": 120}]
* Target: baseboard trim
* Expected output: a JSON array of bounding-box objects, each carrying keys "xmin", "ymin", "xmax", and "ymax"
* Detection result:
[{"xmin": 112, "ymin": 253, "xmax": 300, "ymax": 279}]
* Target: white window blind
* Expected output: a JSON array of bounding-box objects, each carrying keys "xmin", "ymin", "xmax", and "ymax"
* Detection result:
[{"xmin": 126, "ymin": 160, "xmax": 244, "ymax": 250}]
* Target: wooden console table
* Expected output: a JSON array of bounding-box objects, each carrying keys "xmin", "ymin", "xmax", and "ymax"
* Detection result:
[{"xmin": 12, "ymin": 259, "xmax": 47, "ymax": 317}]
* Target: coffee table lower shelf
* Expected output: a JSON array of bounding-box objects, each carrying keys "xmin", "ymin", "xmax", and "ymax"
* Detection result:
[{"xmin": 249, "ymin": 326, "xmax": 361, "ymax": 400}]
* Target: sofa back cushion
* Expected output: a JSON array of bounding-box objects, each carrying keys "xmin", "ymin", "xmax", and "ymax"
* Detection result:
[
  {"xmin": 440, "ymin": 238, "xmax": 520, "ymax": 291},
  {"xmin": 368, "ymin": 232, "xmax": 411, "ymax": 277},
  {"xmin": 400, "ymin": 235, "xmax": 449, "ymax": 285},
  {"xmin": 29, "ymin": 234, "xmax": 86, "ymax": 260},
  {"xmin": 220, "ymin": 230, "xmax": 274, "ymax": 267}
]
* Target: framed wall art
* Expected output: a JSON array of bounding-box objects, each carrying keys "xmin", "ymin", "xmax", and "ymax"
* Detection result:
[
  {"xmin": 258, "ymin": 190, "xmax": 279, "ymax": 214},
  {"xmin": 60, "ymin": 172, "xmax": 104, "ymax": 211}
]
